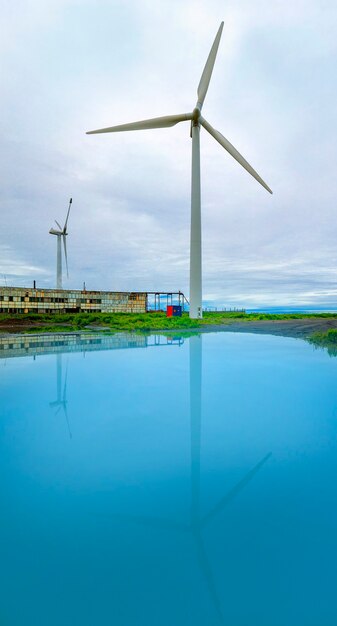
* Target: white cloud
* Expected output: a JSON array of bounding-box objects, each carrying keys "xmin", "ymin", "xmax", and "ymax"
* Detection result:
[
  {"xmin": 0, "ymin": 245, "xmax": 50, "ymax": 285},
  {"xmin": 1, "ymin": 0, "xmax": 337, "ymax": 306}
]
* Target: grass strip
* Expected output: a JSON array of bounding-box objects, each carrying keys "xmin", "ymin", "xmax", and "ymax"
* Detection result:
[{"xmin": 1, "ymin": 310, "xmax": 337, "ymax": 334}]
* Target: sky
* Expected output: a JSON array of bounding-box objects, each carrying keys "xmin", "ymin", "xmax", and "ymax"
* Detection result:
[{"xmin": 1, "ymin": 0, "xmax": 337, "ymax": 308}]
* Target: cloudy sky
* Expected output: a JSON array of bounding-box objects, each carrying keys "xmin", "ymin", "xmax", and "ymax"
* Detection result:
[{"xmin": 1, "ymin": 0, "xmax": 337, "ymax": 307}]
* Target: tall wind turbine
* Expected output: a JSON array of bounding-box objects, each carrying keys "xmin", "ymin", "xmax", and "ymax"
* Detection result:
[
  {"xmin": 49, "ymin": 198, "xmax": 72, "ymax": 289},
  {"xmin": 87, "ymin": 22, "xmax": 272, "ymax": 319}
]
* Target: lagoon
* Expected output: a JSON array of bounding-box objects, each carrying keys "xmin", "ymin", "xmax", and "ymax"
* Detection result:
[{"xmin": 1, "ymin": 331, "xmax": 337, "ymax": 625}]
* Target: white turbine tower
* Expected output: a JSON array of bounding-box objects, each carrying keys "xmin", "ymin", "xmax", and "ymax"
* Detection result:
[
  {"xmin": 87, "ymin": 22, "xmax": 272, "ymax": 319},
  {"xmin": 49, "ymin": 198, "xmax": 72, "ymax": 289}
]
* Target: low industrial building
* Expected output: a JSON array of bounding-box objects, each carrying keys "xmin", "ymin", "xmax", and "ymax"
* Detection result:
[
  {"xmin": 0, "ymin": 286, "xmax": 186, "ymax": 314},
  {"xmin": 0, "ymin": 287, "xmax": 147, "ymax": 314}
]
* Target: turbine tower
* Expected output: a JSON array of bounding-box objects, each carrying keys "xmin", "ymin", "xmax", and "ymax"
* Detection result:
[
  {"xmin": 87, "ymin": 22, "xmax": 272, "ymax": 319},
  {"xmin": 49, "ymin": 198, "xmax": 72, "ymax": 289}
]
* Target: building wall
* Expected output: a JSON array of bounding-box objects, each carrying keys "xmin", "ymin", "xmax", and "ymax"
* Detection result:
[{"xmin": 0, "ymin": 287, "xmax": 147, "ymax": 314}]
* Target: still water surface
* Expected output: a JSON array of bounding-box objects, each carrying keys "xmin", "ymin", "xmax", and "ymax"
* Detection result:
[{"xmin": 1, "ymin": 331, "xmax": 337, "ymax": 626}]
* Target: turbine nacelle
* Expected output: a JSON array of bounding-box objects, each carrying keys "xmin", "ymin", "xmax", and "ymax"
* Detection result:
[{"xmin": 192, "ymin": 107, "xmax": 201, "ymax": 125}]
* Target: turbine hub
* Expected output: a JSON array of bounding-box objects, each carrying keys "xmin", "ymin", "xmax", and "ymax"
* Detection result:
[{"xmin": 192, "ymin": 107, "xmax": 201, "ymax": 126}]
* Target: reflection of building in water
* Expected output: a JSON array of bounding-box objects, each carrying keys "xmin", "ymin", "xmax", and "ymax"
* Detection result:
[
  {"xmin": 0, "ymin": 332, "xmax": 184, "ymax": 359},
  {"xmin": 0, "ymin": 333, "xmax": 184, "ymax": 439}
]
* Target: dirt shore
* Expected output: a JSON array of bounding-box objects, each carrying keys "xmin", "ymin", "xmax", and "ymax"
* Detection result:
[
  {"xmin": 0, "ymin": 319, "xmax": 56, "ymax": 333},
  {"xmin": 195, "ymin": 318, "xmax": 337, "ymax": 339}
]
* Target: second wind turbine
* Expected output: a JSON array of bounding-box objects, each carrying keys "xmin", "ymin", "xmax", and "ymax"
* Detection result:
[
  {"xmin": 49, "ymin": 198, "xmax": 72, "ymax": 289},
  {"xmin": 87, "ymin": 22, "xmax": 272, "ymax": 319}
]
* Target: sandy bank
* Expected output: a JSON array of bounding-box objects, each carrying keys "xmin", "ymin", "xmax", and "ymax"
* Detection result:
[{"xmin": 194, "ymin": 318, "xmax": 337, "ymax": 339}]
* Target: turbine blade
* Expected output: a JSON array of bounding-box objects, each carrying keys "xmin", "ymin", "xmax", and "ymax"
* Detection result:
[
  {"xmin": 63, "ymin": 235, "xmax": 69, "ymax": 278},
  {"xmin": 55, "ymin": 220, "xmax": 62, "ymax": 230},
  {"xmin": 194, "ymin": 531, "xmax": 224, "ymax": 622},
  {"xmin": 64, "ymin": 198, "xmax": 72, "ymax": 232},
  {"xmin": 201, "ymin": 453, "xmax": 272, "ymax": 529},
  {"xmin": 197, "ymin": 22, "xmax": 224, "ymax": 109},
  {"xmin": 200, "ymin": 117, "xmax": 273, "ymax": 194},
  {"xmin": 63, "ymin": 404, "xmax": 72, "ymax": 439},
  {"xmin": 86, "ymin": 113, "xmax": 192, "ymax": 135}
]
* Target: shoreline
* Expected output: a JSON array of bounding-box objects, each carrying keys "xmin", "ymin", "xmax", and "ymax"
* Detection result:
[
  {"xmin": 194, "ymin": 317, "xmax": 337, "ymax": 339},
  {"xmin": 1, "ymin": 317, "xmax": 337, "ymax": 340}
]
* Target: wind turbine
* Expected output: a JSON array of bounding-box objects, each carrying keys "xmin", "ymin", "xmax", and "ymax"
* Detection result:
[
  {"xmin": 86, "ymin": 22, "xmax": 272, "ymax": 319},
  {"xmin": 49, "ymin": 197, "xmax": 72, "ymax": 289}
]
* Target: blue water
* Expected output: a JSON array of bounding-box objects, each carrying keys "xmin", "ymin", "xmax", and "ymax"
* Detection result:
[
  {"xmin": 203, "ymin": 304, "xmax": 337, "ymax": 314},
  {"xmin": 1, "ymin": 331, "xmax": 337, "ymax": 626},
  {"xmin": 247, "ymin": 306, "xmax": 337, "ymax": 314}
]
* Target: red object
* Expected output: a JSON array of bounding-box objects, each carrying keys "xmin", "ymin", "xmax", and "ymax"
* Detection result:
[{"xmin": 166, "ymin": 305, "xmax": 182, "ymax": 317}]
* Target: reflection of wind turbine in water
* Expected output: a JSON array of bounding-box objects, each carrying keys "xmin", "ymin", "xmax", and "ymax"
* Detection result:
[
  {"xmin": 115, "ymin": 335, "xmax": 271, "ymax": 622},
  {"xmin": 189, "ymin": 335, "xmax": 271, "ymax": 620},
  {"xmin": 49, "ymin": 354, "xmax": 72, "ymax": 439}
]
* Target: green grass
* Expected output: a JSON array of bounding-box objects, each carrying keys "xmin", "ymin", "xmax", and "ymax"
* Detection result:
[
  {"xmin": 23, "ymin": 325, "xmax": 75, "ymax": 334},
  {"xmin": 1, "ymin": 310, "xmax": 337, "ymax": 335}
]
